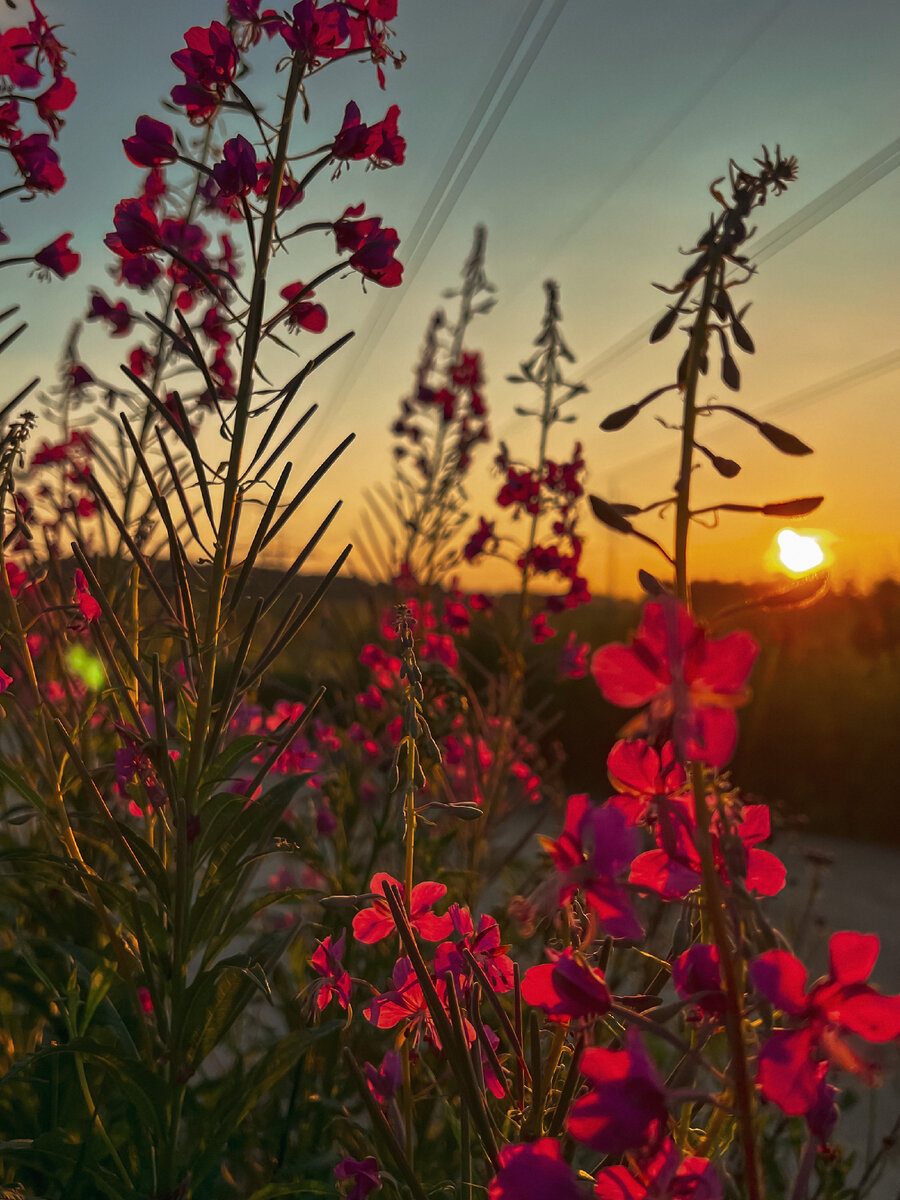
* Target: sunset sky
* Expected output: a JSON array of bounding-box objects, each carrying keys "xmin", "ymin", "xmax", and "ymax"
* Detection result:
[{"xmin": 4, "ymin": 0, "xmax": 900, "ymax": 595}]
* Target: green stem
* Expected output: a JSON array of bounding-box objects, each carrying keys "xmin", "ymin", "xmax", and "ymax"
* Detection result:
[{"xmin": 673, "ymin": 255, "xmax": 721, "ymax": 606}]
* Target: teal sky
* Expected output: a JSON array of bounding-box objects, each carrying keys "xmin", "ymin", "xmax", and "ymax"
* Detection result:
[{"xmin": 3, "ymin": 0, "xmax": 900, "ymax": 593}]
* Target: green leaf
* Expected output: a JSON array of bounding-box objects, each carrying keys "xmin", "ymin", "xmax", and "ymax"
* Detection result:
[{"xmin": 0, "ymin": 758, "xmax": 53, "ymax": 819}]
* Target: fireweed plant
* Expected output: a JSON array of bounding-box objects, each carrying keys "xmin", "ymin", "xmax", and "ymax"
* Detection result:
[
  {"xmin": 328, "ymin": 150, "xmax": 900, "ymax": 1200},
  {"xmin": 0, "ymin": 3, "xmax": 897, "ymax": 1195},
  {"xmin": 0, "ymin": 1, "xmax": 417, "ymax": 1197}
]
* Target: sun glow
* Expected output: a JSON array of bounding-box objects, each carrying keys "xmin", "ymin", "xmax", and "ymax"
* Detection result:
[{"xmin": 775, "ymin": 529, "xmax": 826, "ymax": 576}]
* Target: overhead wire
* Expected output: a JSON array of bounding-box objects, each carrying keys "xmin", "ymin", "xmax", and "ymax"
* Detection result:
[
  {"xmin": 315, "ymin": 0, "xmax": 568, "ymax": 440},
  {"xmin": 507, "ymin": 0, "xmax": 796, "ymax": 293}
]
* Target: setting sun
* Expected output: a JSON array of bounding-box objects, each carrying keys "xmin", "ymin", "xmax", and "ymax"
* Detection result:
[{"xmin": 776, "ymin": 529, "xmax": 826, "ymax": 576}]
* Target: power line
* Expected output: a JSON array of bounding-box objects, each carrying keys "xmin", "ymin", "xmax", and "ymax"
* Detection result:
[
  {"xmin": 507, "ymin": 0, "xmax": 795, "ymax": 293},
  {"xmin": 316, "ymin": 0, "xmax": 568, "ymax": 438}
]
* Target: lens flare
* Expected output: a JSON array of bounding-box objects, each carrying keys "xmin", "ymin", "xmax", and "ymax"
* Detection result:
[{"xmin": 776, "ymin": 529, "xmax": 825, "ymax": 576}]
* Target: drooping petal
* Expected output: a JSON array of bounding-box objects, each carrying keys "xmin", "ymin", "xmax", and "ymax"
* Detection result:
[
  {"xmin": 828, "ymin": 931, "xmax": 880, "ymax": 986},
  {"xmin": 749, "ymin": 950, "xmax": 809, "ymax": 1015},
  {"xmin": 756, "ymin": 1026, "xmax": 821, "ymax": 1115}
]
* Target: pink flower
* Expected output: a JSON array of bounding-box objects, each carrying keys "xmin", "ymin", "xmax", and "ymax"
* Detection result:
[
  {"xmin": 352, "ymin": 873, "xmax": 453, "ymax": 944},
  {"xmin": 606, "ymin": 738, "xmax": 687, "ymax": 827},
  {"xmin": 591, "ymin": 600, "xmax": 758, "ymax": 767},
  {"xmin": 123, "ymin": 116, "xmax": 177, "ymax": 167},
  {"xmin": 33, "ymin": 233, "xmax": 78, "ymax": 278},
  {"xmin": 558, "ymin": 631, "xmax": 590, "ymax": 679},
  {"xmin": 87, "ymin": 289, "xmax": 132, "ymax": 336},
  {"xmin": 531, "ymin": 612, "xmax": 556, "ymax": 644},
  {"xmin": 594, "ymin": 1137, "xmax": 722, "ymax": 1200},
  {"xmin": 280, "ymin": 281, "xmax": 328, "ymax": 333},
  {"xmin": 107, "ymin": 198, "xmax": 161, "ymax": 256},
  {"xmin": 333, "ymin": 203, "xmax": 402, "ymax": 287},
  {"xmin": 310, "ymin": 931, "xmax": 351, "ymax": 1011},
  {"xmin": 487, "ymin": 1138, "xmax": 582, "ymax": 1200},
  {"xmin": 211, "ymin": 134, "xmax": 258, "ymax": 197},
  {"xmin": 11, "ymin": 132, "xmax": 64, "ymax": 192},
  {"xmin": 750, "ymin": 932, "xmax": 900, "ymax": 1116},
  {"xmin": 521, "ymin": 946, "xmax": 612, "ymax": 1023},
  {"xmin": 171, "ymin": 22, "xmax": 239, "ymax": 124},
  {"xmin": 334, "ymin": 1155, "xmax": 381, "ymax": 1200},
  {"xmin": 671, "ymin": 944, "xmax": 726, "ymax": 1022},
  {"xmin": 567, "ymin": 1032, "xmax": 668, "ymax": 1155},
  {"xmin": 543, "ymin": 795, "xmax": 643, "ymax": 941},
  {"xmin": 73, "ymin": 569, "xmax": 100, "ymax": 622}
]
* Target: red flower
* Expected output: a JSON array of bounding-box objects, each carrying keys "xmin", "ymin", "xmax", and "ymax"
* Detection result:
[
  {"xmin": 606, "ymin": 738, "xmax": 687, "ymax": 827},
  {"xmin": 630, "ymin": 799, "xmax": 785, "ymax": 901},
  {"xmin": 543, "ymin": 795, "xmax": 642, "ymax": 941},
  {"xmin": 671, "ymin": 944, "xmax": 727, "ymax": 1022},
  {"xmin": 364, "ymin": 957, "xmax": 463, "ymax": 1050},
  {"xmin": 750, "ymin": 932, "xmax": 900, "ymax": 1116},
  {"xmin": 530, "ymin": 612, "xmax": 556, "ymax": 644},
  {"xmin": 87, "ymin": 289, "xmax": 133, "ymax": 336},
  {"xmin": 333, "ymin": 203, "xmax": 403, "ymax": 287},
  {"xmin": 334, "ymin": 1155, "xmax": 381, "ymax": 1200},
  {"xmin": 74, "ymin": 569, "xmax": 101, "ymax": 622},
  {"xmin": 34, "ymin": 233, "xmax": 78, "ymax": 278},
  {"xmin": 310, "ymin": 931, "xmax": 351, "ymax": 1011},
  {"xmin": 0, "ymin": 25, "xmax": 42, "ymax": 89},
  {"xmin": 227, "ymin": 0, "xmax": 284, "ymax": 47},
  {"xmin": 35, "ymin": 73, "xmax": 76, "ymax": 135},
  {"xmin": 11, "ymin": 132, "xmax": 64, "ymax": 192},
  {"xmin": 211, "ymin": 134, "xmax": 258, "ymax": 197},
  {"xmin": 332, "ymin": 100, "xmax": 404, "ymax": 167},
  {"xmin": 107, "ymin": 198, "xmax": 161, "ymax": 256},
  {"xmin": 352, "ymin": 872, "xmax": 453, "ymax": 944},
  {"xmin": 171, "ymin": 22, "xmax": 239, "ymax": 124},
  {"xmin": 281, "ymin": 1, "xmax": 355, "ymax": 60},
  {"xmin": 521, "ymin": 946, "xmax": 612, "ymax": 1023},
  {"xmin": 591, "ymin": 600, "xmax": 758, "ymax": 767},
  {"xmin": 594, "ymin": 1137, "xmax": 722, "ymax": 1200},
  {"xmin": 559, "ymin": 631, "xmax": 590, "ymax": 680},
  {"xmin": 568, "ymin": 1032, "xmax": 668, "ymax": 1155},
  {"xmin": 123, "ymin": 115, "xmax": 177, "ymax": 167},
  {"xmin": 434, "ymin": 908, "xmax": 514, "ymax": 995},
  {"xmin": 280, "ymin": 281, "xmax": 328, "ymax": 333},
  {"xmin": 463, "ymin": 516, "xmax": 496, "ymax": 562},
  {"xmin": 487, "ymin": 1139, "xmax": 582, "ymax": 1200}
]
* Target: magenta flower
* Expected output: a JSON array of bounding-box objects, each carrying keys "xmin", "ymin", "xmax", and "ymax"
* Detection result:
[
  {"xmin": 487, "ymin": 1138, "xmax": 582, "ymax": 1200},
  {"xmin": 11, "ymin": 132, "xmax": 64, "ymax": 192},
  {"xmin": 591, "ymin": 600, "xmax": 758, "ymax": 767},
  {"xmin": 310, "ymin": 930, "xmax": 351, "ymax": 1011},
  {"xmin": 211, "ymin": 134, "xmax": 258, "ymax": 197},
  {"xmin": 87, "ymin": 289, "xmax": 133, "ymax": 336},
  {"xmin": 33, "ymin": 233, "xmax": 78, "ymax": 278},
  {"xmin": 559, "ymin": 631, "xmax": 590, "ymax": 679},
  {"xmin": 629, "ymin": 800, "xmax": 785, "ymax": 901},
  {"xmin": 671, "ymin": 944, "xmax": 726, "ymax": 1022},
  {"xmin": 352, "ymin": 872, "xmax": 453, "ymax": 944},
  {"xmin": 0, "ymin": 24, "xmax": 43, "ymax": 89},
  {"xmin": 543, "ymin": 795, "xmax": 643, "ymax": 940},
  {"xmin": 364, "ymin": 957, "xmax": 469, "ymax": 1050},
  {"xmin": 594, "ymin": 1137, "xmax": 722, "ymax": 1200},
  {"xmin": 0, "ymin": 645, "xmax": 12, "ymax": 693},
  {"xmin": 750, "ymin": 931, "xmax": 900, "ymax": 1116},
  {"xmin": 567, "ymin": 1032, "xmax": 668, "ymax": 1155},
  {"xmin": 605, "ymin": 738, "xmax": 687, "ymax": 827},
  {"xmin": 123, "ymin": 115, "xmax": 177, "ymax": 167},
  {"xmin": 280, "ymin": 281, "xmax": 328, "ymax": 334},
  {"xmin": 434, "ymin": 908, "xmax": 514, "ymax": 995},
  {"xmin": 35, "ymin": 73, "xmax": 76, "ymax": 135},
  {"xmin": 521, "ymin": 946, "xmax": 612, "ymax": 1023},
  {"xmin": 333, "ymin": 203, "xmax": 403, "ymax": 287},
  {"xmin": 171, "ymin": 22, "xmax": 239, "ymax": 124},
  {"xmin": 107, "ymin": 198, "xmax": 161, "ymax": 256},
  {"xmin": 364, "ymin": 1049, "xmax": 402, "ymax": 1105},
  {"xmin": 334, "ymin": 1155, "xmax": 381, "ymax": 1200},
  {"xmin": 73, "ymin": 569, "xmax": 100, "ymax": 622}
]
